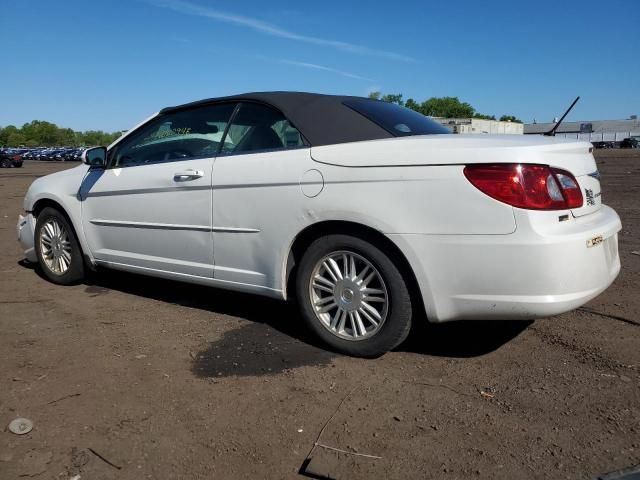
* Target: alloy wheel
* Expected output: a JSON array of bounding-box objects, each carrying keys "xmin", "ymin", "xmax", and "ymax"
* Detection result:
[
  {"xmin": 39, "ymin": 218, "xmax": 72, "ymax": 275},
  {"xmin": 309, "ymin": 250, "xmax": 389, "ymax": 341}
]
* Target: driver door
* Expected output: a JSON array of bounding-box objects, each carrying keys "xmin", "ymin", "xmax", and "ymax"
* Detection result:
[{"xmin": 80, "ymin": 102, "xmax": 237, "ymax": 278}]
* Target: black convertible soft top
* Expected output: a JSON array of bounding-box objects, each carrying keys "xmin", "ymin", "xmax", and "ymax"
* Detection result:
[{"xmin": 160, "ymin": 92, "xmax": 398, "ymax": 147}]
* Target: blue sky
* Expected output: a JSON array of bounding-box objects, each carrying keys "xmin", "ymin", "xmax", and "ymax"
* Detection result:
[{"xmin": 1, "ymin": 0, "xmax": 638, "ymax": 132}]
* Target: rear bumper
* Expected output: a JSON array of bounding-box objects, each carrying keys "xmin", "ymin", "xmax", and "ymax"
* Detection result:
[
  {"xmin": 17, "ymin": 213, "xmax": 37, "ymax": 262},
  {"xmin": 390, "ymin": 205, "xmax": 622, "ymax": 323}
]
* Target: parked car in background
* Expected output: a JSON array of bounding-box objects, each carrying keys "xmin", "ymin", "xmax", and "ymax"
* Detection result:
[
  {"xmin": 38, "ymin": 148, "xmax": 55, "ymax": 161},
  {"xmin": 591, "ymin": 141, "xmax": 615, "ymax": 149},
  {"xmin": 16, "ymin": 92, "xmax": 622, "ymax": 357},
  {"xmin": 620, "ymin": 137, "xmax": 639, "ymax": 149},
  {"xmin": 22, "ymin": 149, "xmax": 41, "ymax": 160},
  {"xmin": 0, "ymin": 148, "xmax": 23, "ymax": 168},
  {"xmin": 1, "ymin": 147, "xmax": 86, "ymax": 162},
  {"xmin": 67, "ymin": 148, "xmax": 84, "ymax": 161}
]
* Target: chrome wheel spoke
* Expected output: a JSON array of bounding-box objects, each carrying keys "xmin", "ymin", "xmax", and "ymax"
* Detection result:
[
  {"xmin": 353, "ymin": 311, "xmax": 367, "ymax": 337},
  {"xmin": 348, "ymin": 312, "xmax": 358, "ymax": 338},
  {"xmin": 364, "ymin": 295, "xmax": 385, "ymax": 303},
  {"xmin": 358, "ymin": 307, "xmax": 379, "ymax": 327},
  {"xmin": 362, "ymin": 270, "xmax": 376, "ymax": 287},
  {"xmin": 348, "ymin": 255, "xmax": 356, "ymax": 279},
  {"xmin": 355, "ymin": 265, "xmax": 370, "ymax": 284},
  {"xmin": 330, "ymin": 308, "xmax": 344, "ymax": 329},
  {"xmin": 312, "ymin": 282, "xmax": 333, "ymax": 294},
  {"xmin": 336, "ymin": 309, "xmax": 347, "ymax": 333},
  {"xmin": 315, "ymin": 295, "xmax": 334, "ymax": 307},
  {"xmin": 342, "ymin": 253, "xmax": 349, "ymax": 278},
  {"xmin": 321, "ymin": 261, "xmax": 338, "ymax": 283},
  {"xmin": 44, "ymin": 223, "xmax": 55, "ymax": 239},
  {"xmin": 317, "ymin": 301, "xmax": 337, "ymax": 313},
  {"xmin": 362, "ymin": 287, "xmax": 384, "ymax": 295},
  {"xmin": 362, "ymin": 301, "xmax": 382, "ymax": 321},
  {"xmin": 314, "ymin": 274, "xmax": 335, "ymax": 289},
  {"xmin": 312, "ymin": 272, "xmax": 335, "ymax": 294},
  {"xmin": 326, "ymin": 258, "xmax": 343, "ymax": 281}
]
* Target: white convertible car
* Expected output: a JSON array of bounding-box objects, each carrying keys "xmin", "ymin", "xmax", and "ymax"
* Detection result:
[{"xmin": 17, "ymin": 92, "xmax": 621, "ymax": 357}]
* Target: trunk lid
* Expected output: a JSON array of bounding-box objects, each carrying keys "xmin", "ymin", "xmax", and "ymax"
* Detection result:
[{"xmin": 310, "ymin": 134, "xmax": 600, "ymax": 217}]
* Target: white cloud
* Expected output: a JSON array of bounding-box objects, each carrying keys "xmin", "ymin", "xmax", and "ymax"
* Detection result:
[
  {"xmin": 148, "ymin": 0, "xmax": 417, "ymax": 63},
  {"xmin": 279, "ymin": 60, "xmax": 375, "ymax": 82}
]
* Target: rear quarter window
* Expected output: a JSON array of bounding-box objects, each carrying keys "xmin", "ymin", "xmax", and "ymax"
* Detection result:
[{"xmin": 343, "ymin": 99, "xmax": 450, "ymax": 137}]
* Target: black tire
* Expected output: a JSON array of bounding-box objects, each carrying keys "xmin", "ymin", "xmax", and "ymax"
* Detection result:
[
  {"xmin": 0, "ymin": 158, "xmax": 10, "ymax": 168},
  {"xmin": 34, "ymin": 207, "xmax": 85, "ymax": 285},
  {"xmin": 296, "ymin": 234, "xmax": 412, "ymax": 358}
]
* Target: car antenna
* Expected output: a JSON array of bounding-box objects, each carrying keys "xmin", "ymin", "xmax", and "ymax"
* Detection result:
[{"xmin": 544, "ymin": 96, "xmax": 580, "ymax": 136}]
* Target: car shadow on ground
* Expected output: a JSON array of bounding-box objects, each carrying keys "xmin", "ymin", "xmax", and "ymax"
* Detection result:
[
  {"xmin": 19, "ymin": 262, "xmax": 533, "ymax": 375},
  {"xmin": 400, "ymin": 319, "xmax": 532, "ymax": 358},
  {"xmin": 88, "ymin": 268, "xmax": 339, "ymax": 377}
]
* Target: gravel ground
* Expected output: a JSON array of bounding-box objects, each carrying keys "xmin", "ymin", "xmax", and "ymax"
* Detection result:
[{"xmin": 1, "ymin": 152, "xmax": 639, "ymax": 479}]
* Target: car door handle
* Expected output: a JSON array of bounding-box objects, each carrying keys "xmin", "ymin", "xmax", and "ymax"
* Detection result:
[{"xmin": 173, "ymin": 170, "xmax": 204, "ymax": 181}]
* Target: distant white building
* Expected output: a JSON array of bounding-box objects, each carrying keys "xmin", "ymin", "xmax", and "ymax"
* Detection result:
[
  {"xmin": 524, "ymin": 117, "xmax": 640, "ymax": 141},
  {"xmin": 435, "ymin": 118, "xmax": 524, "ymax": 135}
]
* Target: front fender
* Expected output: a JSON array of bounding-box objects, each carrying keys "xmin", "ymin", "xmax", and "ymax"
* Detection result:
[{"xmin": 25, "ymin": 166, "xmax": 96, "ymax": 265}]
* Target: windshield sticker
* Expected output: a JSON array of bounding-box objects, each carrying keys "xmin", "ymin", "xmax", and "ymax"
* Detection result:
[{"xmin": 133, "ymin": 127, "xmax": 193, "ymax": 149}]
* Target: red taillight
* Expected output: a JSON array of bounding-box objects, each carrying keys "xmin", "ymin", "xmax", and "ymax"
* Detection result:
[
  {"xmin": 463, "ymin": 164, "xmax": 583, "ymax": 210},
  {"xmin": 551, "ymin": 167, "xmax": 583, "ymax": 208}
]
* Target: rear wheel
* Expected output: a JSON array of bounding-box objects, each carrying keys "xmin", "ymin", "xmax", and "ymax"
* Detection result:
[
  {"xmin": 35, "ymin": 207, "xmax": 85, "ymax": 285},
  {"xmin": 0, "ymin": 158, "xmax": 10, "ymax": 168},
  {"xmin": 296, "ymin": 234, "xmax": 412, "ymax": 357}
]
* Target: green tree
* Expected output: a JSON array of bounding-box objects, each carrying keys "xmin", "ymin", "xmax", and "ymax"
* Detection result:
[
  {"xmin": 58, "ymin": 128, "xmax": 76, "ymax": 146},
  {"xmin": 7, "ymin": 132, "xmax": 27, "ymax": 146},
  {"xmin": 374, "ymin": 92, "xmax": 524, "ymax": 121},
  {"xmin": 380, "ymin": 93, "xmax": 404, "ymax": 106},
  {"xmin": 368, "ymin": 92, "xmax": 404, "ymax": 106},
  {"xmin": 499, "ymin": 115, "xmax": 522, "ymax": 123},
  {"xmin": 420, "ymin": 96, "xmax": 475, "ymax": 118},
  {"xmin": 0, "ymin": 120, "xmax": 122, "ymax": 147},
  {"xmin": 21, "ymin": 120, "xmax": 59, "ymax": 145},
  {"xmin": 404, "ymin": 98, "xmax": 420, "ymax": 112},
  {"xmin": 0, "ymin": 125, "xmax": 20, "ymax": 146},
  {"xmin": 474, "ymin": 113, "xmax": 496, "ymax": 120}
]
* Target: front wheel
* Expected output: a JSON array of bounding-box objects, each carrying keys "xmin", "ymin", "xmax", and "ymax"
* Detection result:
[
  {"xmin": 296, "ymin": 234, "xmax": 412, "ymax": 357},
  {"xmin": 34, "ymin": 207, "xmax": 85, "ymax": 285}
]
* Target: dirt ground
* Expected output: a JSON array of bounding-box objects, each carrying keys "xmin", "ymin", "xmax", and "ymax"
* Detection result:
[{"xmin": 1, "ymin": 151, "xmax": 639, "ymax": 480}]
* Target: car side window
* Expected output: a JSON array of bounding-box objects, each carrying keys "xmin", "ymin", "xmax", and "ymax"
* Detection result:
[
  {"xmin": 112, "ymin": 103, "xmax": 237, "ymax": 167},
  {"xmin": 221, "ymin": 102, "xmax": 305, "ymax": 155}
]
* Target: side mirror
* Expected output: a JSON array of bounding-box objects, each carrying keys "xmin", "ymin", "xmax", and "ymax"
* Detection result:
[{"xmin": 82, "ymin": 146, "xmax": 107, "ymax": 167}]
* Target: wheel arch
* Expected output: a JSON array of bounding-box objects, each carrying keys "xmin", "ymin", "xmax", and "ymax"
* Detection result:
[
  {"xmin": 33, "ymin": 197, "xmax": 68, "ymax": 218},
  {"xmin": 284, "ymin": 220, "xmax": 426, "ymax": 320}
]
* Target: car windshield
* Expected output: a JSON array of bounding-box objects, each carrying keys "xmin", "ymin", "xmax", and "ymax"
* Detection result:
[{"xmin": 343, "ymin": 98, "xmax": 450, "ymax": 137}]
